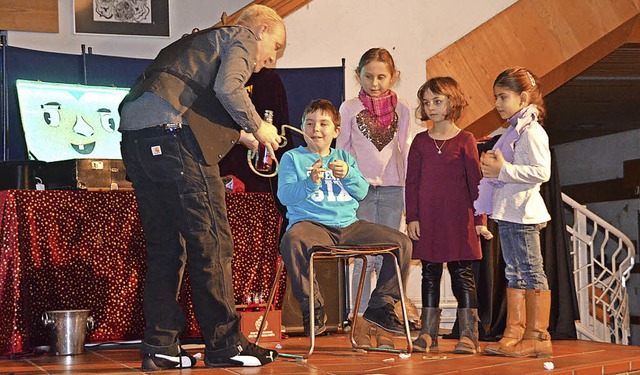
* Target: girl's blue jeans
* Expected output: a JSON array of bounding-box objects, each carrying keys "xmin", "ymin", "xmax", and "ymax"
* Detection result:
[
  {"xmin": 496, "ymin": 220, "xmax": 549, "ymax": 290},
  {"xmin": 351, "ymin": 185, "xmax": 403, "ymax": 315}
]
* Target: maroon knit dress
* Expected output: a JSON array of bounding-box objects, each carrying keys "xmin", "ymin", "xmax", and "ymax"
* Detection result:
[{"xmin": 405, "ymin": 130, "xmax": 485, "ymax": 262}]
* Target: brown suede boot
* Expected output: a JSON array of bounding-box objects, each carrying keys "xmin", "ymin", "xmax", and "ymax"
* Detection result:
[
  {"xmin": 484, "ymin": 288, "xmax": 526, "ymax": 355},
  {"xmin": 453, "ymin": 308, "xmax": 480, "ymax": 354},
  {"xmin": 395, "ymin": 298, "xmax": 421, "ymax": 330},
  {"xmin": 374, "ymin": 326, "xmax": 395, "ymax": 349},
  {"xmin": 352, "ymin": 317, "xmax": 372, "ymax": 348},
  {"xmin": 498, "ymin": 289, "xmax": 553, "ymax": 358},
  {"xmin": 412, "ymin": 307, "xmax": 440, "ymax": 353}
]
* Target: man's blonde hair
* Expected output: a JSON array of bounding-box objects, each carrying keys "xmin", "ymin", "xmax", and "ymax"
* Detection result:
[{"xmin": 235, "ymin": 4, "xmax": 283, "ymax": 31}]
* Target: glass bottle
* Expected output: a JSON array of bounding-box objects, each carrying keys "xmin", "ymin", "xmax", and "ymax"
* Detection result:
[{"xmin": 255, "ymin": 109, "xmax": 274, "ymax": 172}]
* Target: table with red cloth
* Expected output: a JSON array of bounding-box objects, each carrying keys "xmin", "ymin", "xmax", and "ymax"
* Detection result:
[{"xmin": 0, "ymin": 190, "xmax": 285, "ymax": 356}]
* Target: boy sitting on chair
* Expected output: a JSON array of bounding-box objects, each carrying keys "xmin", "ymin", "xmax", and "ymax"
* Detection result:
[{"xmin": 277, "ymin": 99, "xmax": 412, "ymax": 337}]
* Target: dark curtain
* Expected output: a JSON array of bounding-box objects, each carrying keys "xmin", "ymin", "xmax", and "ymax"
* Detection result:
[
  {"xmin": 447, "ymin": 138, "xmax": 579, "ymax": 341},
  {"xmin": 541, "ymin": 148, "xmax": 580, "ymax": 339}
]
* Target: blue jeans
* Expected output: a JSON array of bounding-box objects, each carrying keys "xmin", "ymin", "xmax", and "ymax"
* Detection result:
[
  {"xmin": 497, "ymin": 220, "xmax": 549, "ymax": 290},
  {"xmin": 351, "ymin": 186, "xmax": 403, "ymax": 315},
  {"xmin": 120, "ymin": 125, "xmax": 243, "ymax": 358}
]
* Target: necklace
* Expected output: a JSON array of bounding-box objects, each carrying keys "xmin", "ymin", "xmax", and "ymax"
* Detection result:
[
  {"xmin": 431, "ymin": 127, "xmax": 461, "ymax": 155},
  {"xmin": 433, "ymin": 139, "xmax": 446, "ymax": 154}
]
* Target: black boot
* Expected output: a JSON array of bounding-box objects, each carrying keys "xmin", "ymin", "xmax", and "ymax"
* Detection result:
[
  {"xmin": 453, "ymin": 308, "xmax": 480, "ymax": 354},
  {"xmin": 412, "ymin": 307, "xmax": 440, "ymax": 352}
]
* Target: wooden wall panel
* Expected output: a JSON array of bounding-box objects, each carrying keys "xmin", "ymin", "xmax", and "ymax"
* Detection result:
[
  {"xmin": 426, "ymin": 0, "xmax": 640, "ymax": 138},
  {"xmin": 0, "ymin": 0, "xmax": 58, "ymax": 33}
]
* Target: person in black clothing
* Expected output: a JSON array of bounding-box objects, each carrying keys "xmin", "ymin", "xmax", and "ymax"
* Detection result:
[
  {"xmin": 218, "ymin": 67, "xmax": 293, "ymax": 235},
  {"xmin": 118, "ymin": 5, "xmax": 285, "ymax": 371}
]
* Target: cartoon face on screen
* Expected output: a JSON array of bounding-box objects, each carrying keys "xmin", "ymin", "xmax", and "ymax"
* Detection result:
[{"xmin": 16, "ymin": 80, "xmax": 130, "ymax": 162}]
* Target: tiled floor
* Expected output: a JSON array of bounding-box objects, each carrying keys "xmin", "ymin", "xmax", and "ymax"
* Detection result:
[{"xmin": 3, "ymin": 332, "xmax": 640, "ymax": 374}]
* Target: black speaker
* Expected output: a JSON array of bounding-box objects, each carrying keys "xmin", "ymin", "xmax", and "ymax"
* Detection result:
[
  {"xmin": 0, "ymin": 161, "xmax": 40, "ymax": 190},
  {"xmin": 281, "ymin": 258, "xmax": 345, "ymax": 334}
]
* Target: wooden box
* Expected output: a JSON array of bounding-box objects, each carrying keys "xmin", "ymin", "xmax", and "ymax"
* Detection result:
[
  {"xmin": 239, "ymin": 310, "xmax": 281, "ymax": 342},
  {"xmin": 37, "ymin": 159, "xmax": 132, "ymax": 190}
]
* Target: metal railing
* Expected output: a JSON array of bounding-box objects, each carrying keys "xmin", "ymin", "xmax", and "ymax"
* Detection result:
[{"xmin": 562, "ymin": 193, "xmax": 636, "ymax": 344}]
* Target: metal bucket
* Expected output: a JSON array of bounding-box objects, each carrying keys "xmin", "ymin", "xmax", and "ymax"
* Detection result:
[{"xmin": 42, "ymin": 310, "xmax": 94, "ymax": 355}]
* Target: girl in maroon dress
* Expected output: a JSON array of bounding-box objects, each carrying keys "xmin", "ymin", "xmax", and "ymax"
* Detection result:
[{"xmin": 405, "ymin": 77, "xmax": 492, "ymax": 354}]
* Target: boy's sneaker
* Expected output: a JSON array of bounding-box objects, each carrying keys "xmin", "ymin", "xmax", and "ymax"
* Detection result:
[
  {"xmin": 302, "ymin": 305, "xmax": 327, "ymax": 337},
  {"xmin": 205, "ymin": 342, "xmax": 278, "ymax": 368},
  {"xmin": 363, "ymin": 303, "xmax": 405, "ymax": 334},
  {"xmin": 142, "ymin": 348, "xmax": 196, "ymax": 371}
]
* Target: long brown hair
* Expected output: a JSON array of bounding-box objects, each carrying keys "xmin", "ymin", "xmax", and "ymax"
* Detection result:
[
  {"xmin": 494, "ymin": 67, "xmax": 546, "ymax": 124},
  {"xmin": 355, "ymin": 48, "xmax": 398, "ymax": 81}
]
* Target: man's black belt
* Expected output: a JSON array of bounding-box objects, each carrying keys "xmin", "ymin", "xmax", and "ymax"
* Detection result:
[{"xmin": 157, "ymin": 123, "xmax": 184, "ymax": 132}]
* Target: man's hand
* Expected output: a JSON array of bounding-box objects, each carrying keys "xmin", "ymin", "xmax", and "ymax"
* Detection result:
[
  {"xmin": 254, "ymin": 120, "xmax": 281, "ymax": 158},
  {"xmin": 480, "ymin": 149, "xmax": 505, "ymax": 178},
  {"xmin": 407, "ymin": 221, "xmax": 420, "ymax": 241},
  {"xmin": 328, "ymin": 160, "xmax": 348, "ymax": 179},
  {"xmin": 238, "ymin": 130, "xmax": 259, "ymax": 152}
]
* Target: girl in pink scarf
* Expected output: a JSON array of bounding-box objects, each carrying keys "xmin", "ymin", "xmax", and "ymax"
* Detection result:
[{"xmin": 337, "ymin": 48, "xmax": 416, "ymax": 349}]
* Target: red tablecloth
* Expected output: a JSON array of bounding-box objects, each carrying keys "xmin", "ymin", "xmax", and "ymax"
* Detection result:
[{"xmin": 0, "ymin": 190, "xmax": 284, "ymax": 355}]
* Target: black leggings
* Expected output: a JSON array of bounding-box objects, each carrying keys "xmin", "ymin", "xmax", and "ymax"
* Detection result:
[{"xmin": 421, "ymin": 260, "xmax": 478, "ymax": 308}]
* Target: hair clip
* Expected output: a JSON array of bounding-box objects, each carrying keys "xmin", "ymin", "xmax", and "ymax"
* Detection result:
[{"xmin": 526, "ymin": 71, "xmax": 536, "ymax": 87}]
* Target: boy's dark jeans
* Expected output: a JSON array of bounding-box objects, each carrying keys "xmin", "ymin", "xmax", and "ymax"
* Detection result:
[{"xmin": 120, "ymin": 125, "xmax": 242, "ymax": 359}]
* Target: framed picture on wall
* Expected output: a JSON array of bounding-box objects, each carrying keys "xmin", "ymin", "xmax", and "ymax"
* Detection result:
[{"xmin": 74, "ymin": 0, "xmax": 169, "ymax": 37}]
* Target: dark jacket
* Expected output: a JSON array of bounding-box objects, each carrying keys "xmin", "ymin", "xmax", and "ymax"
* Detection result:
[{"xmin": 120, "ymin": 26, "xmax": 262, "ymax": 165}]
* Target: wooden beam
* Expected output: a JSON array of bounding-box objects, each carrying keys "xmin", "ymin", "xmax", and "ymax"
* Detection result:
[
  {"xmin": 544, "ymin": 16, "xmax": 639, "ymax": 95},
  {"xmin": 426, "ymin": 0, "xmax": 640, "ymax": 137},
  {"xmin": 628, "ymin": 13, "xmax": 640, "ymax": 42},
  {"xmin": 0, "ymin": 0, "xmax": 58, "ymax": 33},
  {"xmin": 562, "ymin": 179, "xmax": 639, "ymax": 203}
]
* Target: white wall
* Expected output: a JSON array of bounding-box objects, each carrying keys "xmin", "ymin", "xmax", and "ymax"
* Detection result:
[
  {"xmin": 554, "ymin": 129, "xmax": 640, "ymax": 243},
  {"xmin": 277, "ymin": 0, "xmax": 515, "ymax": 119},
  {"xmin": 6, "ymin": 0, "xmax": 250, "ymax": 59},
  {"xmin": 8, "ymin": 0, "xmax": 516, "ymax": 121}
]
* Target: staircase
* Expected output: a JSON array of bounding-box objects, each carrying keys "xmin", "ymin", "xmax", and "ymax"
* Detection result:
[
  {"xmin": 425, "ymin": 0, "xmax": 640, "ymax": 138},
  {"xmin": 563, "ymin": 193, "xmax": 636, "ymax": 345}
]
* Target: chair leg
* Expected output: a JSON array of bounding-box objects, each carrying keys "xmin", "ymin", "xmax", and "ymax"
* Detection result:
[
  {"xmin": 305, "ymin": 251, "xmax": 325, "ymax": 358},
  {"xmin": 256, "ymin": 257, "xmax": 303, "ymax": 360},
  {"xmin": 351, "ymin": 255, "xmax": 370, "ymax": 350},
  {"xmin": 255, "ymin": 258, "xmax": 284, "ymax": 345},
  {"xmin": 353, "ymin": 251, "xmax": 413, "ymax": 354},
  {"xmin": 391, "ymin": 251, "xmax": 414, "ymax": 353}
]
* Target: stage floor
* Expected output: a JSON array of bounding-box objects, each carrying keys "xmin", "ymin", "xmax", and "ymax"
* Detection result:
[{"xmin": 3, "ymin": 332, "xmax": 640, "ymax": 374}]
